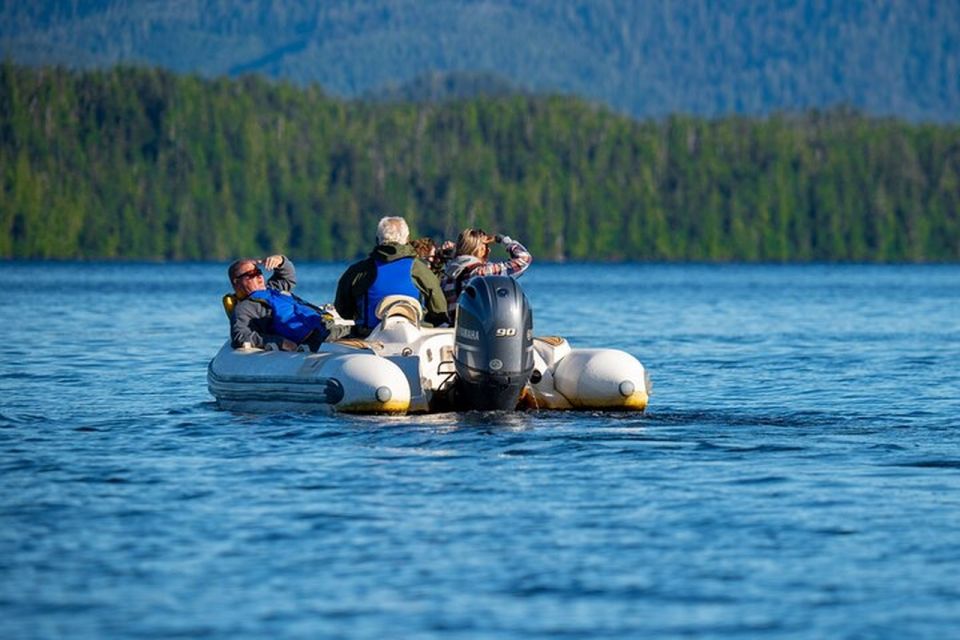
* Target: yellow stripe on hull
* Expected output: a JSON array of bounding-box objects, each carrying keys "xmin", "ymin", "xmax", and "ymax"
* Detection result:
[{"xmin": 337, "ymin": 399, "xmax": 410, "ymax": 414}]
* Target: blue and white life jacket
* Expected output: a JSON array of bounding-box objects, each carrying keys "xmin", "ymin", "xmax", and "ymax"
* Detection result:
[
  {"xmin": 359, "ymin": 257, "xmax": 421, "ymax": 329},
  {"xmin": 248, "ymin": 289, "xmax": 326, "ymax": 343}
]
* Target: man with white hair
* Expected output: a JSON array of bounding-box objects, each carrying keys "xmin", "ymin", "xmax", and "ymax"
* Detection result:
[{"xmin": 335, "ymin": 216, "xmax": 448, "ymax": 336}]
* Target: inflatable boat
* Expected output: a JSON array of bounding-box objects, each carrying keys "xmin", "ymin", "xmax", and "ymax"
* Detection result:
[{"xmin": 208, "ymin": 276, "xmax": 649, "ymax": 414}]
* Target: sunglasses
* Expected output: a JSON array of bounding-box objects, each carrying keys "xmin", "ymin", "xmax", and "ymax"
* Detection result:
[{"xmin": 233, "ymin": 267, "xmax": 262, "ymax": 282}]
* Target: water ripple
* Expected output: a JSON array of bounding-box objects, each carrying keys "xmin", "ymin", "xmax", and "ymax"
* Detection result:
[{"xmin": 4, "ymin": 262, "xmax": 960, "ymax": 638}]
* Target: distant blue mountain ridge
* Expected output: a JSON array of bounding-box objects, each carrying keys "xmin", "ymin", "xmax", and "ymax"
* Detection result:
[{"xmin": 1, "ymin": 0, "xmax": 958, "ymax": 121}]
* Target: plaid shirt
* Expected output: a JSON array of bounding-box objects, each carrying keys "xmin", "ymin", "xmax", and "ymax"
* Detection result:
[{"xmin": 441, "ymin": 239, "xmax": 533, "ymax": 315}]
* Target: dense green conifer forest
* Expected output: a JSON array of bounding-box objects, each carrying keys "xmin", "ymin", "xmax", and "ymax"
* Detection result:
[{"xmin": 2, "ymin": 63, "xmax": 958, "ymax": 261}]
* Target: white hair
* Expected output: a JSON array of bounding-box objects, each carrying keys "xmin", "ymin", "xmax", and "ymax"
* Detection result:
[{"xmin": 376, "ymin": 216, "xmax": 410, "ymax": 244}]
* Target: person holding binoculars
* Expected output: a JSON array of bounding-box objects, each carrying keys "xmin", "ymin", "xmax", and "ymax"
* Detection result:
[{"xmin": 441, "ymin": 228, "xmax": 533, "ymax": 318}]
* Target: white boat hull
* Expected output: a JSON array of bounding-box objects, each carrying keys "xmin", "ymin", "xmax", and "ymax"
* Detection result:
[
  {"xmin": 207, "ymin": 342, "xmax": 412, "ymax": 413},
  {"xmin": 208, "ymin": 316, "xmax": 648, "ymax": 414}
]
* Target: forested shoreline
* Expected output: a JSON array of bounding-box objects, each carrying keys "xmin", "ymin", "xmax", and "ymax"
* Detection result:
[{"xmin": 2, "ymin": 63, "xmax": 958, "ymax": 262}]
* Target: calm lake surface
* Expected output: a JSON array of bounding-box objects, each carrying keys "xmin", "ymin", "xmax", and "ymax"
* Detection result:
[{"xmin": 3, "ymin": 262, "xmax": 960, "ymax": 639}]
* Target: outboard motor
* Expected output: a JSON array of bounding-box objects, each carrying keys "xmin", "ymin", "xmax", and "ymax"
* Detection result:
[{"xmin": 453, "ymin": 275, "xmax": 534, "ymax": 410}]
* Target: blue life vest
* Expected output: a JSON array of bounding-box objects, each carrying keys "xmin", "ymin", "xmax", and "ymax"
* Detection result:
[
  {"xmin": 360, "ymin": 257, "xmax": 421, "ymax": 329},
  {"xmin": 248, "ymin": 289, "xmax": 326, "ymax": 343}
]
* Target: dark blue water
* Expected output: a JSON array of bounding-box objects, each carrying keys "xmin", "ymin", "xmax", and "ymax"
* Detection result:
[{"xmin": 3, "ymin": 262, "xmax": 960, "ymax": 639}]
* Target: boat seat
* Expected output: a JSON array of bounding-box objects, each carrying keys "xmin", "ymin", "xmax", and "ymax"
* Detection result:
[
  {"xmin": 375, "ymin": 295, "xmax": 423, "ymax": 327},
  {"xmin": 222, "ymin": 293, "xmax": 238, "ymax": 318}
]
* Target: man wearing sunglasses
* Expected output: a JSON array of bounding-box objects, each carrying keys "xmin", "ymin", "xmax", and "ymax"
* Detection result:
[{"xmin": 228, "ymin": 254, "xmax": 335, "ymax": 351}]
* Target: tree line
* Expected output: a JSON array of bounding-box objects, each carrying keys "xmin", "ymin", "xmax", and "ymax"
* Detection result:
[{"xmin": 2, "ymin": 62, "xmax": 958, "ymax": 262}]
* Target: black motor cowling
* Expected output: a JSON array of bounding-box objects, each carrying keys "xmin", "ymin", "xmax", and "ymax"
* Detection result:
[{"xmin": 453, "ymin": 275, "xmax": 534, "ymax": 410}]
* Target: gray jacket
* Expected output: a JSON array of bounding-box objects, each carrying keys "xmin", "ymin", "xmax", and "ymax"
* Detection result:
[{"xmin": 230, "ymin": 258, "xmax": 297, "ymax": 349}]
